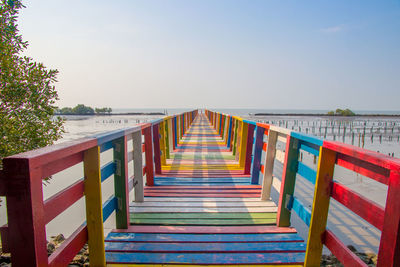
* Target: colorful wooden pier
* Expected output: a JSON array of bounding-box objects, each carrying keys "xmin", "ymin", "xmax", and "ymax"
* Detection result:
[{"xmin": 0, "ymin": 110, "xmax": 399, "ymax": 266}]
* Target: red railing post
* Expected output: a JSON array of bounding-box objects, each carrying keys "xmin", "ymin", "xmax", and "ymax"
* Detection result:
[
  {"xmin": 3, "ymin": 158, "xmax": 48, "ymax": 266},
  {"xmin": 153, "ymin": 124, "xmax": 162, "ymax": 175},
  {"xmin": 143, "ymin": 126, "xmax": 154, "ymax": 186},
  {"xmin": 378, "ymin": 169, "xmax": 400, "ymax": 267}
]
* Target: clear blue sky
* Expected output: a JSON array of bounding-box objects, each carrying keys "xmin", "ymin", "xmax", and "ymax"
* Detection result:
[{"xmin": 18, "ymin": 0, "xmax": 400, "ymax": 110}]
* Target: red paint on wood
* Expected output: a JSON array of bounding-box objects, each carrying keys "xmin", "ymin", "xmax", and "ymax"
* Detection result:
[
  {"xmin": 263, "ymin": 142, "xmax": 267, "ymax": 152},
  {"xmin": 114, "ymin": 225, "xmax": 298, "ymax": 234},
  {"xmin": 2, "ymin": 160, "xmax": 48, "ymax": 266},
  {"xmin": 0, "ymin": 224, "xmax": 9, "ymax": 253},
  {"xmin": 41, "ymin": 152, "xmax": 83, "ymax": 178},
  {"xmin": 324, "ymin": 140, "xmax": 399, "ymax": 171},
  {"xmin": 331, "ymin": 182, "xmax": 384, "ymax": 230},
  {"xmin": 336, "ymin": 153, "xmax": 389, "ymax": 185},
  {"xmin": 256, "ymin": 123, "xmax": 270, "ymax": 132},
  {"xmin": 260, "ymin": 164, "xmax": 265, "ymax": 175},
  {"xmin": 4, "ymin": 137, "xmax": 97, "ymax": 170},
  {"xmin": 143, "ymin": 127, "xmax": 154, "ymax": 186},
  {"xmin": 143, "ymin": 166, "xmax": 146, "ymax": 176},
  {"xmin": 48, "ymin": 224, "xmax": 88, "ymax": 267},
  {"xmin": 141, "ymin": 143, "xmax": 145, "ymax": 153},
  {"xmin": 378, "ymin": 170, "xmax": 400, "ymax": 267},
  {"xmin": 44, "ymin": 178, "xmax": 85, "ymax": 224},
  {"xmin": 152, "ymin": 124, "xmax": 162, "ymax": 175},
  {"xmin": 244, "ymin": 124, "xmax": 255, "ymax": 175},
  {"xmin": 323, "ymin": 230, "xmax": 367, "ymax": 267}
]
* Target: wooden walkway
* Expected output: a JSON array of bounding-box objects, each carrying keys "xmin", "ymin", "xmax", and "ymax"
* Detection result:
[{"xmin": 105, "ymin": 113, "xmax": 305, "ymax": 266}]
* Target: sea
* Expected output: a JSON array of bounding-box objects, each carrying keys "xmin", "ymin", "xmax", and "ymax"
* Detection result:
[{"xmin": 1, "ymin": 108, "xmax": 399, "ymax": 254}]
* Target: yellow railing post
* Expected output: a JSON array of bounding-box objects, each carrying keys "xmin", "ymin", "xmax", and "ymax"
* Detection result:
[
  {"xmin": 83, "ymin": 146, "xmax": 106, "ymax": 266},
  {"xmin": 304, "ymin": 147, "xmax": 336, "ymax": 266},
  {"xmin": 239, "ymin": 121, "xmax": 248, "ymax": 168}
]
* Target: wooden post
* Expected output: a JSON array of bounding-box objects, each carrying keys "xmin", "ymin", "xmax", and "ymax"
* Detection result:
[
  {"xmin": 143, "ymin": 127, "xmax": 154, "ymax": 186},
  {"xmin": 251, "ymin": 126, "xmax": 264, "ymax": 184},
  {"xmin": 244, "ymin": 123, "xmax": 255, "ymax": 175},
  {"xmin": 132, "ymin": 131, "xmax": 144, "ymax": 202},
  {"xmin": 164, "ymin": 120, "xmax": 170, "ymax": 159},
  {"xmin": 261, "ymin": 130, "xmax": 278, "ymax": 200},
  {"xmin": 159, "ymin": 121, "xmax": 167, "ymax": 166},
  {"xmin": 83, "ymin": 146, "xmax": 106, "ymax": 266},
  {"xmin": 304, "ymin": 147, "xmax": 336, "ymax": 266},
  {"xmin": 113, "ymin": 136, "xmax": 129, "ymax": 229},
  {"xmin": 239, "ymin": 121, "xmax": 249, "ymax": 168},
  {"xmin": 227, "ymin": 117, "xmax": 233, "ymax": 148},
  {"xmin": 276, "ymin": 135, "xmax": 299, "ymax": 227},
  {"xmin": 3, "ymin": 159, "xmax": 48, "ymax": 266},
  {"xmin": 377, "ymin": 169, "xmax": 400, "ymax": 267},
  {"xmin": 153, "ymin": 124, "xmax": 162, "ymax": 174},
  {"xmin": 172, "ymin": 117, "xmax": 176, "ymax": 151}
]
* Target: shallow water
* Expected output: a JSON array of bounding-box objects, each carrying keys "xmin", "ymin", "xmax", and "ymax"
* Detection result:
[{"xmin": 1, "ymin": 112, "xmax": 399, "ymax": 253}]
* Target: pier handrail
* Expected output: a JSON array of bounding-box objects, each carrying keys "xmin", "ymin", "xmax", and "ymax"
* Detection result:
[
  {"xmin": 205, "ymin": 109, "xmax": 400, "ymax": 267},
  {"xmin": 0, "ymin": 110, "xmax": 197, "ymax": 266}
]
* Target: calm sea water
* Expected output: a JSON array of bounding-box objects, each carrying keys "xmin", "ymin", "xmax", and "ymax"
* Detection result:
[{"xmin": 1, "ymin": 109, "xmax": 399, "ymax": 253}]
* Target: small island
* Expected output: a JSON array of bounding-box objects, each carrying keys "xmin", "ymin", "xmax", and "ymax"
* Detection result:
[
  {"xmin": 55, "ymin": 104, "xmax": 165, "ymax": 116},
  {"xmin": 327, "ymin": 108, "xmax": 355, "ymax": 116},
  {"xmin": 55, "ymin": 104, "xmax": 112, "ymax": 115}
]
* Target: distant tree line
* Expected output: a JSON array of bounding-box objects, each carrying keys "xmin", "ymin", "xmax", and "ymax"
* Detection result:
[
  {"xmin": 56, "ymin": 104, "xmax": 112, "ymax": 115},
  {"xmin": 327, "ymin": 108, "xmax": 355, "ymax": 116}
]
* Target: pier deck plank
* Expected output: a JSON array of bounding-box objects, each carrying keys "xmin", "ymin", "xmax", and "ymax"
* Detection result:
[{"xmin": 106, "ymin": 113, "xmax": 305, "ymax": 266}]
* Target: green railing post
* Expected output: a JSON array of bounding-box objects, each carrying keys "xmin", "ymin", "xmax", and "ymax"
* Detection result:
[
  {"xmin": 132, "ymin": 131, "xmax": 144, "ymax": 202},
  {"xmin": 113, "ymin": 136, "xmax": 129, "ymax": 229},
  {"xmin": 276, "ymin": 135, "xmax": 299, "ymax": 227}
]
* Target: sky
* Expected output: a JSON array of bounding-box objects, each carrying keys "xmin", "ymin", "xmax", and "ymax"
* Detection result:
[{"xmin": 17, "ymin": 0, "xmax": 400, "ymax": 110}]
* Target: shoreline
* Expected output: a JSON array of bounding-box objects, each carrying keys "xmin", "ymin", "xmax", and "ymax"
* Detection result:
[
  {"xmin": 56, "ymin": 112, "xmax": 165, "ymax": 116},
  {"xmin": 253, "ymin": 113, "xmax": 400, "ymax": 117}
]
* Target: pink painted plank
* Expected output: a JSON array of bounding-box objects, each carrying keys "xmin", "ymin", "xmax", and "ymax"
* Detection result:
[
  {"xmin": 143, "ymin": 189, "xmax": 261, "ymax": 194},
  {"xmin": 113, "ymin": 225, "xmax": 298, "ymax": 234},
  {"xmin": 331, "ymin": 182, "xmax": 384, "ymax": 230},
  {"xmin": 144, "ymin": 185, "xmax": 262, "ymax": 189},
  {"xmin": 143, "ymin": 193, "xmax": 261, "ymax": 197},
  {"xmin": 323, "ymin": 230, "xmax": 367, "ymax": 267},
  {"xmin": 44, "ymin": 178, "xmax": 85, "ymax": 224}
]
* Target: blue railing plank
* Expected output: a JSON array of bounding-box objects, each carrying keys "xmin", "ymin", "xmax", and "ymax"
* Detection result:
[
  {"xmin": 101, "ymin": 162, "xmax": 116, "ymax": 182},
  {"xmin": 103, "ymin": 196, "xmax": 118, "ymax": 222},
  {"xmin": 297, "ymin": 162, "xmax": 317, "ymax": 184}
]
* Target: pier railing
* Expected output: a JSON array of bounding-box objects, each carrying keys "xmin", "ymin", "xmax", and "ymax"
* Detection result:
[
  {"xmin": 205, "ymin": 109, "xmax": 400, "ymax": 267},
  {"xmin": 0, "ymin": 110, "xmax": 197, "ymax": 266}
]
